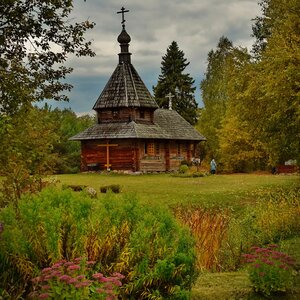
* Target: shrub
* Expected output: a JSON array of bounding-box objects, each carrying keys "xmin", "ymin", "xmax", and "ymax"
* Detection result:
[
  {"xmin": 178, "ymin": 165, "xmax": 189, "ymax": 174},
  {"xmin": 100, "ymin": 184, "xmax": 121, "ymax": 193},
  {"xmin": 0, "ymin": 188, "xmax": 198, "ymax": 299},
  {"xmin": 243, "ymin": 245, "xmax": 297, "ymax": 296}
]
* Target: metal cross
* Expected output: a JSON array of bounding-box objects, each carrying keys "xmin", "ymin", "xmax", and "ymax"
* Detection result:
[
  {"xmin": 117, "ymin": 7, "xmax": 129, "ymax": 29},
  {"xmin": 166, "ymin": 92, "xmax": 175, "ymax": 110}
]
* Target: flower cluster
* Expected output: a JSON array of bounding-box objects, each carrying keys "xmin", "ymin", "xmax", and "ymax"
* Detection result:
[
  {"xmin": 31, "ymin": 258, "xmax": 124, "ymax": 300},
  {"xmin": 242, "ymin": 244, "xmax": 296, "ymax": 296}
]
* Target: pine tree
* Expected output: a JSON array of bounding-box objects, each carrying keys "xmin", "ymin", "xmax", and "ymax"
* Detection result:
[{"xmin": 153, "ymin": 41, "xmax": 197, "ymax": 125}]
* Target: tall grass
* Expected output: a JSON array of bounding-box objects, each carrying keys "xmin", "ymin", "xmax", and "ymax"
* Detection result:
[{"xmin": 173, "ymin": 205, "xmax": 230, "ymax": 271}]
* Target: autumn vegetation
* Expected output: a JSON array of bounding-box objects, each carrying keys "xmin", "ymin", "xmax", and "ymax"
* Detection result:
[{"xmin": 0, "ymin": 0, "xmax": 299, "ymax": 299}]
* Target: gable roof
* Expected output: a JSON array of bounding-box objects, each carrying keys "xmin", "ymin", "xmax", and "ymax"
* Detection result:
[{"xmin": 70, "ymin": 109, "xmax": 205, "ymax": 141}]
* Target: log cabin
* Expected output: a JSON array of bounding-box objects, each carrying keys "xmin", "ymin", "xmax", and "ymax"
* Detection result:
[{"xmin": 70, "ymin": 9, "xmax": 206, "ymax": 172}]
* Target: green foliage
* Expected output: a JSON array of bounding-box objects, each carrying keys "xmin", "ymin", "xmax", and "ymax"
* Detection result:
[
  {"xmin": 100, "ymin": 184, "xmax": 121, "ymax": 193},
  {"xmin": 219, "ymin": 185, "xmax": 300, "ymax": 271},
  {"xmin": 0, "ymin": 106, "xmax": 59, "ymax": 206},
  {"xmin": 31, "ymin": 258, "xmax": 124, "ymax": 300},
  {"xmin": 0, "ymin": 188, "xmax": 198, "ymax": 299},
  {"xmin": 0, "ymin": 0, "xmax": 95, "ymax": 115},
  {"xmin": 178, "ymin": 165, "xmax": 189, "ymax": 174},
  {"xmin": 49, "ymin": 108, "xmax": 95, "ymax": 174},
  {"xmin": 153, "ymin": 41, "xmax": 198, "ymax": 125},
  {"xmin": 243, "ymin": 245, "xmax": 297, "ymax": 296},
  {"xmin": 241, "ymin": 187, "xmax": 300, "ymax": 246},
  {"xmin": 198, "ymin": 0, "xmax": 300, "ymax": 170}
]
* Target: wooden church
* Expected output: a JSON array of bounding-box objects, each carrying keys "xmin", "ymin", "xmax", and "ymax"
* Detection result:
[{"xmin": 70, "ymin": 8, "xmax": 206, "ymax": 172}]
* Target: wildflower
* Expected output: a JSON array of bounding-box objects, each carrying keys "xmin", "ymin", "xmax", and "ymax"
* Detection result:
[
  {"xmin": 112, "ymin": 272, "xmax": 125, "ymax": 279},
  {"xmin": 86, "ymin": 260, "xmax": 96, "ymax": 265},
  {"xmin": 38, "ymin": 293, "xmax": 50, "ymax": 299},
  {"xmin": 92, "ymin": 273, "xmax": 104, "ymax": 279},
  {"xmin": 59, "ymin": 275, "xmax": 71, "ymax": 282},
  {"xmin": 42, "ymin": 268, "xmax": 52, "ymax": 273},
  {"xmin": 68, "ymin": 278, "xmax": 78, "ymax": 284},
  {"xmin": 77, "ymin": 275, "xmax": 85, "ymax": 280},
  {"xmin": 68, "ymin": 264, "xmax": 81, "ymax": 271},
  {"xmin": 254, "ymin": 263, "xmax": 261, "ymax": 268}
]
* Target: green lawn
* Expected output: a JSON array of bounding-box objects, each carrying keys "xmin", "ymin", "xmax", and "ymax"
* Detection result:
[{"xmin": 54, "ymin": 173, "xmax": 298, "ymax": 210}]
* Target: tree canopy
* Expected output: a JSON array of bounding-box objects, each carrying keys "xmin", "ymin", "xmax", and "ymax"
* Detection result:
[
  {"xmin": 0, "ymin": 0, "xmax": 95, "ymax": 115},
  {"xmin": 198, "ymin": 0, "xmax": 300, "ymax": 171},
  {"xmin": 153, "ymin": 41, "xmax": 198, "ymax": 125}
]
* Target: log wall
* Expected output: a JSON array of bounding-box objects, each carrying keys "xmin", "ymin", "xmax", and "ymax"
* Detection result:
[{"xmin": 81, "ymin": 139, "xmax": 195, "ymax": 172}]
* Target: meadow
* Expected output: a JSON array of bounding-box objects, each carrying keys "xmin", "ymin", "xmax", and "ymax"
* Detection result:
[
  {"xmin": 0, "ymin": 173, "xmax": 299, "ymax": 299},
  {"xmin": 55, "ymin": 172, "xmax": 297, "ymax": 209},
  {"xmin": 56, "ymin": 173, "xmax": 300, "ymax": 299}
]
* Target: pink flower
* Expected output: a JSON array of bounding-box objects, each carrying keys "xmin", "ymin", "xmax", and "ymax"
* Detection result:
[
  {"xmin": 38, "ymin": 293, "xmax": 50, "ymax": 299},
  {"xmin": 92, "ymin": 273, "xmax": 104, "ymax": 279},
  {"xmin": 77, "ymin": 275, "xmax": 85, "ymax": 280},
  {"xmin": 86, "ymin": 260, "xmax": 96, "ymax": 265},
  {"xmin": 68, "ymin": 265, "xmax": 81, "ymax": 270},
  {"xmin": 68, "ymin": 278, "xmax": 78, "ymax": 284},
  {"xmin": 41, "ymin": 285, "xmax": 51, "ymax": 290},
  {"xmin": 42, "ymin": 268, "xmax": 52, "ymax": 273},
  {"xmin": 59, "ymin": 275, "xmax": 71, "ymax": 282},
  {"xmin": 254, "ymin": 263, "xmax": 261, "ymax": 268},
  {"xmin": 112, "ymin": 272, "xmax": 125, "ymax": 279}
]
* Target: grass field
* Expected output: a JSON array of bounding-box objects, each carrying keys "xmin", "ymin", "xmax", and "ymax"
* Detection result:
[{"xmin": 54, "ymin": 173, "xmax": 298, "ymax": 210}]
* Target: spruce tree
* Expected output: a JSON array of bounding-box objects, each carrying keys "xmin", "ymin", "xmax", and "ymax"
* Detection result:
[{"xmin": 153, "ymin": 41, "xmax": 197, "ymax": 125}]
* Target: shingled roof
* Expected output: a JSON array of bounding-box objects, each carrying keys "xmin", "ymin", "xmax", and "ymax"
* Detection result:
[
  {"xmin": 70, "ymin": 109, "xmax": 206, "ymax": 141},
  {"xmin": 93, "ymin": 26, "xmax": 158, "ymax": 110},
  {"xmin": 93, "ymin": 62, "xmax": 158, "ymax": 109}
]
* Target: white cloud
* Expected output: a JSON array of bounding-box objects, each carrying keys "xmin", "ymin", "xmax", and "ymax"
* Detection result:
[{"xmin": 48, "ymin": 0, "xmax": 262, "ymax": 113}]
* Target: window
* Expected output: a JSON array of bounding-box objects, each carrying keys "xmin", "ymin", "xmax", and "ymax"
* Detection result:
[
  {"xmin": 140, "ymin": 110, "xmax": 145, "ymax": 119},
  {"xmin": 145, "ymin": 142, "xmax": 155, "ymax": 156}
]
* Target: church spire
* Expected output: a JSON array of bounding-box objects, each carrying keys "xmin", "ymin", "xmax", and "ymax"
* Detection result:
[{"xmin": 117, "ymin": 7, "xmax": 131, "ymax": 64}]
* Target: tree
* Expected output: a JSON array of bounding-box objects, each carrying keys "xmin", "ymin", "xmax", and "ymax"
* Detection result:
[
  {"xmin": 0, "ymin": 0, "xmax": 95, "ymax": 115},
  {"xmin": 245, "ymin": 0, "xmax": 300, "ymax": 165},
  {"xmin": 198, "ymin": 37, "xmax": 236, "ymax": 157},
  {"xmin": 49, "ymin": 108, "xmax": 95, "ymax": 173},
  {"xmin": 153, "ymin": 41, "xmax": 198, "ymax": 125},
  {"xmin": 0, "ymin": 106, "xmax": 59, "ymax": 207}
]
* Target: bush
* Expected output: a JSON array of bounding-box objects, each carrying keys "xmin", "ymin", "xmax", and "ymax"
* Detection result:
[
  {"xmin": 178, "ymin": 165, "xmax": 189, "ymax": 174},
  {"xmin": 100, "ymin": 184, "xmax": 121, "ymax": 193},
  {"xmin": 0, "ymin": 188, "xmax": 198, "ymax": 299},
  {"xmin": 243, "ymin": 245, "xmax": 297, "ymax": 296}
]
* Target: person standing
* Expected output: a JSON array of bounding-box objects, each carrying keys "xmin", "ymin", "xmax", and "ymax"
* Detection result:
[{"xmin": 210, "ymin": 158, "xmax": 217, "ymax": 174}]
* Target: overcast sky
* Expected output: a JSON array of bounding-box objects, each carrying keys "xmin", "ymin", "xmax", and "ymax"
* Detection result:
[{"xmin": 46, "ymin": 0, "xmax": 262, "ymax": 114}]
